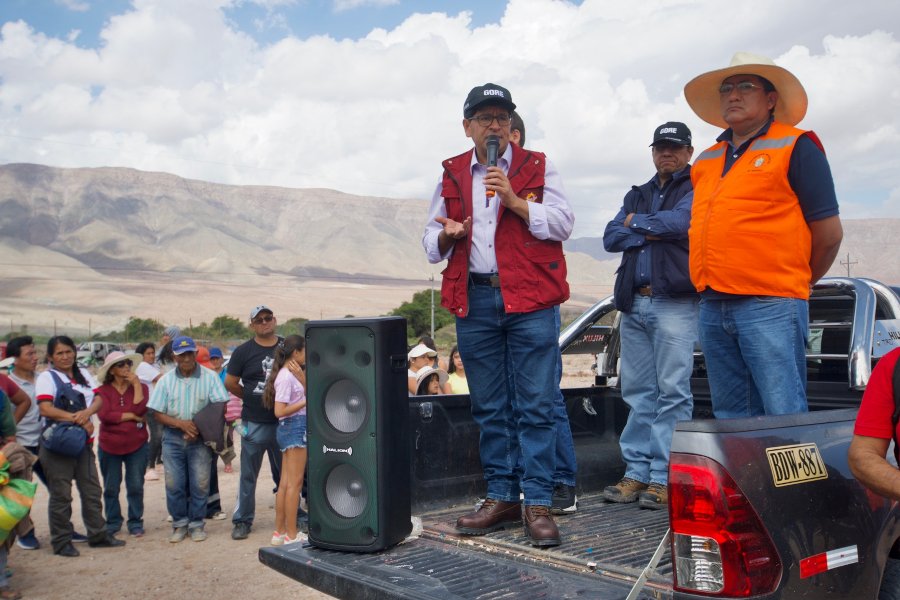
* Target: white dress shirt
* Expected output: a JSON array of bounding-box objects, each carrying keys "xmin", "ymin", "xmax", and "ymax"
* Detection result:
[{"xmin": 422, "ymin": 144, "xmax": 574, "ymax": 273}]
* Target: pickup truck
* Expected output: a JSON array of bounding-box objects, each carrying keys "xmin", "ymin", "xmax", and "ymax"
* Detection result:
[{"xmin": 260, "ymin": 276, "xmax": 900, "ymax": 599}]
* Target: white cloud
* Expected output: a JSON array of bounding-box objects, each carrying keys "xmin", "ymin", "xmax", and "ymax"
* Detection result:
[
  {"xmin": 1, "ymin": 0, "xmax": 899, "ymax": 236},
  {"xmin": 333, "ymin": 0, "xmax": 400, "ymax": 13},
  {"xmin": 55, "ymin": 0, "xmax": 90, "ymax": 12}
]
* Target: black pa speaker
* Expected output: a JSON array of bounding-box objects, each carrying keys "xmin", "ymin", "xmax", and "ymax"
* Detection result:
[{"xmin": 305, "ymin": 316, "xmax": 411, "ymax": 552}]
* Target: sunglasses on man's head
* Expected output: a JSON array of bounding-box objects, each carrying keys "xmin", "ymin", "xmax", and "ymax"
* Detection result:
[{"xmin": 253, "ymin": 315, "xmax": 275, "ymax": 324}]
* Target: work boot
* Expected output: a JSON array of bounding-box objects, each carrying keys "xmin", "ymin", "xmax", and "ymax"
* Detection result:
[
  {"xmin": 456, "ymin": 498, "xmax": 521, "ymax": 535},
  {"xmin": 550, "ymin": 484, "xmax": 578, "ymax": 515},
  {"xmin": 523, "ymin": 505, "xmax": 561, "ymax": 547},
  {"xmin": 603, "ymin": 477, "xmax": 648, "ymax": 503},
  {"xmin": 638, "ymin": 483, "xmax": 668, "ymax": 510}
]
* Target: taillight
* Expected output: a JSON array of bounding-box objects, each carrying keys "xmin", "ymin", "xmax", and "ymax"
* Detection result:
[{"xmin": 669, "ymin": 453, "xmax": 782, "ymax": 596}]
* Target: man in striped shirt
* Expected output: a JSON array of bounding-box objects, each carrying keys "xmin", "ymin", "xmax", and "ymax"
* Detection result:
[{"xmin": 148, "ymin": 336, "xmax": 229, "ymax": 543}]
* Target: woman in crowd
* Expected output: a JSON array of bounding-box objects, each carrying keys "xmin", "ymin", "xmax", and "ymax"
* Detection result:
[
  {"xmin": 262, "ymin": 335, "xmax": 307, "ymax": 546},
  {"xmin": 447, "ymin": 345, "xmax": 469, "ymax": 394},
  {"xmin": 407, "ymin": 343, "xmax": 437, "ymax": 395},
  {"xmin": 418, "ymin": 336, "xmax": 452, "ymax": 394},
  {"xmin": 415, "ymin": 366, "xmax": 448, "ymax": 396},
  {"xmin": 135, "ymin": 342, "xmax": 163, "ymax": 482},
  {"xmin": 155, "ymin": 326, "xmax": 180, "ymax": 375},
  {"xmin": 95, "ymin": 351, "xmax": 149, "ymax": 537},
  {"xmin": 36, "ymin": 336, "xmax": 125, "ymax": 557}
]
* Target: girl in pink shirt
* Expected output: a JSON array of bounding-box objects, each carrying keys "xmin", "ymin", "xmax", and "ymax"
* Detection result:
[{"xmin": 262, "ymin": 335, "xmax": 307, "ymax": 545}]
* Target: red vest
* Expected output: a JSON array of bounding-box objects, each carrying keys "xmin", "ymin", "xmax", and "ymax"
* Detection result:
[
  {"xmin": 439, "ymin": 144, "xmax": 569, "ymax": 317},
  {"xmin": 690, "ymin": 121, "xmax": 819, "ymax": 300}
]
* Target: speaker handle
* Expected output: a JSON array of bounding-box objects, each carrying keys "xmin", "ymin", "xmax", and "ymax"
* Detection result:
[{"xmin": 390, "ymin": 353, "xmax": 407, "ymax": 372}]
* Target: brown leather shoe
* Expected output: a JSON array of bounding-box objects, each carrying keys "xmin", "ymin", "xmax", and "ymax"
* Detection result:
[
  {"xmin": 523, "ymin": 505, "xmax": 561, "ymax": 547},
  {"xmin": 456, "ymin": 499, "xmax": 522, "ymax": 535}
]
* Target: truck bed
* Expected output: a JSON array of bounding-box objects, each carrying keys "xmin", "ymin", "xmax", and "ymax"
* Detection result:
[{"xmin": 260, "ymin": 492, "xmax": 673, "ymax": 599}]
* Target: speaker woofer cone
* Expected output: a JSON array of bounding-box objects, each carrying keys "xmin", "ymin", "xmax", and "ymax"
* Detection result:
[
  {"xmin": 324, "ymin": 378, "xmax": 368, "ymax": 434},
  {"xmin": 325, "ymin": 463, "xmax": 369, "ymax": 519}
]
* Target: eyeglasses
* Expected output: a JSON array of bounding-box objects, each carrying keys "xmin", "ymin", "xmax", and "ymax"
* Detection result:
[
  {"xmin": 719, "ymin": 81, "xmax": 766, "ymax": 96},
  {"xmin": 471, "ymin": 113, "xmax": 511, "ymax": 127},
  {"xmin": 252, "ymin": 315, "xmax": 275, "ymax": 324},
  {"xmin": 652, "ymin": 143, "xmax": 687, "ymax": 153},
  {"xmin": 113, "ymin": 360, "xmax": 133, "ymax": 368}
]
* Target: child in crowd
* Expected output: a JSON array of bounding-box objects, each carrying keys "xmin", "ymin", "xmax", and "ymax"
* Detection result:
[
  {"xmin": 415, "ymin": 366, "xmax": 448, "ymax": 396},
  {"xmin": 262, "ymin": 335, "xmax": 308, "ymax": 546},
  {"xmin": 447, "ymin": 345, "xmax": 469, "ymax": 394}
]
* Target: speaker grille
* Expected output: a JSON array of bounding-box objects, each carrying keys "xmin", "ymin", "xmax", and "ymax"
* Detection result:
[
  {"xmin": 325, "ymin": 463, "xmax": 369, "ymax": 519},
  {"xmin": 324, "ymin": 378, "xmax": 369, "ymax": 434}
]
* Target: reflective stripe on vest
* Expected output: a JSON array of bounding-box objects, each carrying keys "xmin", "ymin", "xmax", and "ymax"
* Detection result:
[{"xmin": 689, "ymin": 122, "xmax": 813, "ymax": 300}]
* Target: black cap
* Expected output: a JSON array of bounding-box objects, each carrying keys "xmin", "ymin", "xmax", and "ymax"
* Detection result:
[
  {"xmin": 463, "ymin": 83, "xmax": 516, "ymax": 119},
  {"xmin": 650, "ymin": 121, "xmax": 692, "ymax": 146}
]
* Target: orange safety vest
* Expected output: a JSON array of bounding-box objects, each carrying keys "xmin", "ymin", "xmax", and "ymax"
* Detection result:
[{"xmin": 689, "ymin": 121, "xmax": 819, "ymax": 300}]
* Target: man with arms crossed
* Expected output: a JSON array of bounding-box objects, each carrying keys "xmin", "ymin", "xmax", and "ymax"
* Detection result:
[{"xmin": 602, "ymin": 122, "xmax": 698, "ymax": 509}]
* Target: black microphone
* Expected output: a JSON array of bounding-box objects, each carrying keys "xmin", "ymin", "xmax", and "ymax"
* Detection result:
[
  {"xmin": 487, "ymin": 135, "xmax": 499, "ymax": 167},
  {"xmin": 485, "ymin": 135, "xmax": 499, "ymax": 199}
]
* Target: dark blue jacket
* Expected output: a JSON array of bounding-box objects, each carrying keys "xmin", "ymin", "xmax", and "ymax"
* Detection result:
[{"xmin": 603, "ymin": 165, "xmax": 696, "ymax": 313}]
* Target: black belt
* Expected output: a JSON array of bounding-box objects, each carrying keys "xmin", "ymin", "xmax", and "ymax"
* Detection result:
[
  {"xmin": 470, "ymin": 273, "xmax": 501, "ymax": 288},
  {"xmin": 636, "ymin": 285, "xmax": 652, "ymax": 296}
]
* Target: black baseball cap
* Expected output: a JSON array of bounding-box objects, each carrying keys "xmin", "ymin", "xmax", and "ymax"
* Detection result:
[
  {"xmin": 463, "ymin": 83, "xmax": 516, "ymax": 119},
  {"xmin": 650, "ymin": 121, "xmax": 692, "ymax": 146}
]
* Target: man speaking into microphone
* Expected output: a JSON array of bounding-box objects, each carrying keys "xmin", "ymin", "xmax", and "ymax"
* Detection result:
[{"xmin": 422, "ymin": 83, "xmax": 574, "ymax": 546}]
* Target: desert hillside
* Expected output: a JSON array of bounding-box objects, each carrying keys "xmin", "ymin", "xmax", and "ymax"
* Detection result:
[{"xmin": 0, "ymin": 163, "xmax": 615, "ymax": 335}]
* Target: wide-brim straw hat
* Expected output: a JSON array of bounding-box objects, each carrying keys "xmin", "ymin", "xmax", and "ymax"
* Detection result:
[
  {"xmin": 97, "ymin": 351, "xmax": 143, "ymax": 383},
  {"xmin": 684, "ymin": 51, "xmax": 808, "ymax": 128}
]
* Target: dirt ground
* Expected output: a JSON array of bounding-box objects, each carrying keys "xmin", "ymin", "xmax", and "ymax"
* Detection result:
[{"xmin": 8, "ymin": 434, "xmax": 332, "ymax": 600}]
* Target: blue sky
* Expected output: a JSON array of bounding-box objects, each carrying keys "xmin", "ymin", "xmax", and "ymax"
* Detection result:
[
  {"xmin": 0, "ymin": 0, "xmax": 898, "ymax": 237},
  {"xmin": 0, "ymin": 0, "xmax": 509, "ymax": 46}
]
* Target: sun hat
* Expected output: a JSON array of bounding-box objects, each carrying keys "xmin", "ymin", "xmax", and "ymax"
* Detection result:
[
  {"xmin": 408, "ymin": 343, "xmax": 437, "ymax": 360},
  {"xmin": 683, "ymin": 51, "xmax": 808, "ymax": 128},
  {"xmin": 209, "ymin": 347, "xmax": 224, "ymax": 360},
  {"xmin": 163, "ymin": 325, "xmax": 181, "ymax": 339},
  {"xmin": 415, "ymin": 366, "xmax": 448, "ymax": 393},
  {"xmin": 172, "ymin": 336, "xmax": 198, "ymax": 355},
  {"xmin": 96, "ymin": 350, "xmax": 143, "ymax": 383}
]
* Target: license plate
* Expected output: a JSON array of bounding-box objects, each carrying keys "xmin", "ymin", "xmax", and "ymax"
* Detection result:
[{"xmin": 765, "ymin": 443, "xmax": 828, "ymax": 487}]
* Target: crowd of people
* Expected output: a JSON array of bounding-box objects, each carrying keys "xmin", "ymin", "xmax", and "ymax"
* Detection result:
[
  {"xmin": 5, "ymin": 47, "xmax": 893, "ymax": 594},
  {"xmin": 0, "ymin": 304, "xmax": 312, "ymax": 598}
]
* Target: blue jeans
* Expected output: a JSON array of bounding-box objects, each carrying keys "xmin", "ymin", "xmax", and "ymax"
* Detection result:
[
  {"xmin": 456, "ymin": 283, "xmax": 558, "ymax": 506},
  {"xmin": 162, "ymin": 428, "xmax": 212, "ymax": 530},
  {"xmin": 619, "ymin": 295, "xmax": 698, "ymax": 485},
  {"xmin": 511, "ymin": 307, "xmax": 576, "ymax": 486},
  {"xmin": 277, "ymin": 414, "xmax": 308, "ymax": 451},
  {"xmin": 552, "ymin": 306, "xmax": 577, "ymax": 487},
  {"xmin": 98, "ymin": 443, "xmax": 149, "ymax": 534},
  {"xmin": 699, "ymin": 296, "xmax": 809, "ymax": 418},
  {"xmin": 233, "ymin": 420, "xmax": 281, "ymax": 525}
]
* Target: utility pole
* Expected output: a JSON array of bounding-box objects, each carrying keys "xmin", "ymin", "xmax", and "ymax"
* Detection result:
[
  {"xmin": 840, "ymin": 252, "xmax": 858, "ymax": 277},
  {"xmin": 429, "ymin": 274, "xmax": 435, "ymax": 339}
]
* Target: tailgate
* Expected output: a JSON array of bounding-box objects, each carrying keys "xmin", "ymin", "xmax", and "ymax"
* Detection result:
[
  {"xmin": 671, "ymin": 409, "xmax": 894, "ymax": 598},
  {"xmin": 260, "ymin": 493, "xmax": 674, "ymax": 599}
]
